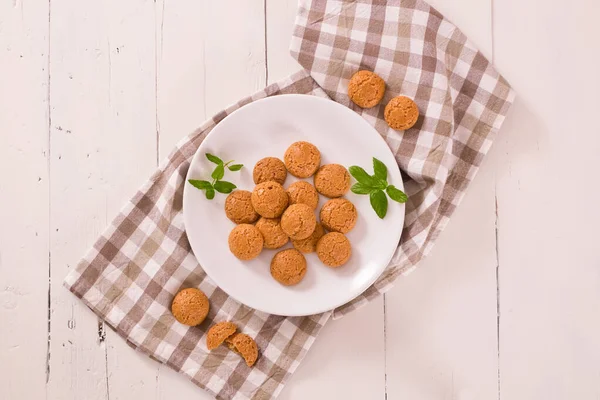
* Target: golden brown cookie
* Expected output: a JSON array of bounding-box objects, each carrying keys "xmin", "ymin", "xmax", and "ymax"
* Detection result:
[
  {"xmin": 228, "ymin": 224, "xmax": 264, "ymax": 260},
  {"xmin": 280, "ymin": 203, "xmax": 317, "ymax": 240},
  {"xmin": 270, "ymin": 248, "xmax": 307, "ymax": 286},
  {"xmin": 384, "ymin": 96, "xmax": 419, "ymax": 130},
  {"xmin": 347, "ymin": 70, "xmax": 386, "ymax": 108},
  {"xmin": 206, "ymin": 321, "xmax": 237, "ymax": 350},
  {"xmin": 292, "ymin": 222, "xmax": 325, "ymax": 253},
  {"xmin": 286, "ymin": 181, "xmax": 319, "ymax": 210},
  {"xmin": 253, "ymin": 157, "xmax": 287, "ymax": 185},
  {"xmin": 171, "ymin": 288, "xmax": 210, "ymax": 326},
  {"xmin": 226, "ymin": 333, "xmax": 259, "ymax": 367},
  {"xmin": 251, "ymin": 181, "xmax": 289, "ymax": 218},
  {"xmin": 224, "ymin": 190, "xmax": 259, "ymax": 224},
  {"xmin": 284, "ymin": 141, "xmax": 321, "ymax": 178},
  {"xmin": 320, "ymin": 198, "xmax": 358, "ymax": 233},
  {"xmin": 255, "ymin": 217, "xmax": 289, "ymax": 249},
  {"xmin": 313, "ymin": 164, "xmax": 351, "ymax": 198},
  {"xmin": 316, "ymin": 232, "xmax": 352, "ymax": 268}
]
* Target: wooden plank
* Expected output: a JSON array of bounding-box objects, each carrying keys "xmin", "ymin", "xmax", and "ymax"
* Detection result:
[
  {"xmin": 494, "ymin": 0, "xmax": 600, "ymax": 398},
  {"xmin": 46, "ymin": 0, "xmax": 157, "ymax": 398},
  {"xmin": 266, "ymin": 0, "xmax": 301, "ymax": 84},
  {"xmin": 385, "ymin": 164, "xmax": 499, "ymax": 399},
  {"xmin": 0, "ymin": 1, "xmax": 50, "ymax": 398},
  {"xmin": 385, "ymin": 0, "xmax": 499, "ymax": 398}
]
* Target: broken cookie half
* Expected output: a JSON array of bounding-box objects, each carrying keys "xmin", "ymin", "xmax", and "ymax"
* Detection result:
[{"xmin": 206, "ymin": 321, "xmax": 259, "ymax": 367}]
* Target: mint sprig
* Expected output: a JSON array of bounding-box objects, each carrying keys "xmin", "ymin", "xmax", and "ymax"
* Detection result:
[
  {"xmin": 349, "ymin": 157, "xmax": 407, "ymax": 219},
  {"xmin": 188, "ymin": 153, "xmax": 243, "ymax": 200}
]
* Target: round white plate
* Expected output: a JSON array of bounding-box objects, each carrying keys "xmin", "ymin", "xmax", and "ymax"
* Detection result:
[{"xmin": 183, "ymin": 94, "xmax": 405, "ymax": 316}]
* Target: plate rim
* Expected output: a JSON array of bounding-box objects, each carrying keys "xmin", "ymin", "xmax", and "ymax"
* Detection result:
[{"xmin": 183, "ymin": 94, "xmax": 405, "ymax": 316}]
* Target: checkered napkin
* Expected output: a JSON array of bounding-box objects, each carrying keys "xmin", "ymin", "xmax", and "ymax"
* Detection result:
[{"xmin": 65, "ymin": 0, "xmax": 515, "ymax": 398}]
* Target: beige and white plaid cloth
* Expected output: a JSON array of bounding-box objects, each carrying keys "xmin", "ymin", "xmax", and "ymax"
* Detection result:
[{"xmin": 65, "ymin": 0, "xmax": 515, "ymax": 398}]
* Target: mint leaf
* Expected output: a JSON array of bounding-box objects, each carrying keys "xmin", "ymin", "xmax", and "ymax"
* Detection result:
[
  {"xmin": 206, "ymin": 153, "xmax": 223, "ymax": 164},
  {"xmin": 373, "ymin": 157, "xmax": 388, "ymax": 181},
  {"xmin": 374, "ymin": 178, "xmax": 388, "ymax": 190},
  {"xmin": 349, "ymin": 166, "xmax": 376, "ymax": 186},
  {"xmin": 211, "ymin": 163, "xmax": 225, "ymax": 180},
  {"xmin": 351, "ymin": 182, "xmax": 375, "ymax": 195},
  {"xmin": 188, "ymin": 179, "xmax": 212, "ymax": 190},
  {"xmin": 205, "ymin": 187, "xmax": 215, "ymax": 200},
  {"xmin": 386, "ymin": 185, "xmax": 407, "ymax": 203},
  {"xmin": 214, "ymin": 181, "xmax": 237, "ymax": 194},
  {"xmin": 370, "ymin": 190, "xmax": 388, "ymax": 219},
  {"xmin": 228, "ymin": 164, "xmax": 243, "ymax": 171}
]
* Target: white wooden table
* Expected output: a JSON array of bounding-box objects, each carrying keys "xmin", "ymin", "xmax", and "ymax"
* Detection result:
[{"xmin": 2, "ymin": 0, "xmax": 599, "ymax": 399}]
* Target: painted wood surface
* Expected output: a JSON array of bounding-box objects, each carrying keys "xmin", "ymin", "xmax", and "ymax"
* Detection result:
[{"xmin": 0, "ymin": 0, "xmax": 599, "ymax": 399}]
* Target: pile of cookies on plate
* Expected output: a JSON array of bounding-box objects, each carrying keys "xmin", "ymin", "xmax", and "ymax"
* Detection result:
[{"xmin": 225, "ymin": 141, "xmax": 358, "ymax": 286}]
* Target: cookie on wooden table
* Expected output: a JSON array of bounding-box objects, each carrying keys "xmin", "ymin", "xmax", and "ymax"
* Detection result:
[
  {"xmin": 284, "ymin": 141, "xmax": 321, "ymax": 178},
  {"xmin": 171, "ymin": 288, "xmax": 210, "ymax": 326},
  {"xmin": 384, "ymin": 95, "xmax": 419, "ymax": 130},
  {"xmin": 347, "ymin": 70, "xmax": 386, "ymax": 108},
  {"xmin": 253, "ymin": 157, "xmax": 287, "ymax": 185},
  {"xmin": 228, "ymin": 224, "xmax": 264, "ymax": 260},
  {"xmin": 316, "ymin": 232, "xmax": 352, "ymax": 268},
  {"xmin": 313, "ymin": 164, "xmax": 351, "ymax": 198},
  {"xmin": 270, "ymin": 248, "xmax": 307, "ymax": 286},
  {"xmin": 224, "ymin": 190, "xmax": 259, "ymax": 224}
]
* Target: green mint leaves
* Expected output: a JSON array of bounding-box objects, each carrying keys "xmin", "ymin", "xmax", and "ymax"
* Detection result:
[
  {"xmin": 188, "ymin": 153, "xmax": 243, "ymax": 200},
  {"xmin": 349, "ymin": 157, "xmax": 407, "ymax": 219}
]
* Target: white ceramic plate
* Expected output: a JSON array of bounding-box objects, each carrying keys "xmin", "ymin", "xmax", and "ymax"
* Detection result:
[{"xmin": 183, "ymin": 94, "xmax": 405, "ymax": 316}]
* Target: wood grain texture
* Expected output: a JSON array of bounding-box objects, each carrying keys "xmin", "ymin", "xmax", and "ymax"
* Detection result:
[
  {"xmin": 3, "ymin": 0, "xmax": 600, "ymax": 399},
  {"xmin": 46, "ymin": 0, "xmax": 157, "ymax": 398},
  {"xmin": 0, "ymin": 1, "xmax": 50, "ymax": 398},
  {"xmin": 494, "ymin": 0, "xmax": 600, "ymax": 398}
]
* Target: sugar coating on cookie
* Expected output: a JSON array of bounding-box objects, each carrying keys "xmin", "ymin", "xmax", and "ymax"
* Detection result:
[
  {"xmin": 348, "ymin": 70, "xmax": 386, "ymax": 108},
  {"xmin": 316, "ymin": 232, "xmax": 352, "ymax": 268},
  {"xmin": 284, "ymin": 141, "xmax": 321, "ymax": 178},
  {"xmin": 251, "ymin": 181, "xmax": 289, "ymax": 218},
  {"xmin": 206, "ymin": 321, "xmax": 237, "ymax": 350},
  {"xmin": 280, "ymin": 203, "xmax": 317, "ymax": 240},
  {"xmin": 255, "ymin": 217, "xmax": 289, "ymax": 249},
  {"xmin": 292, "ymin": 222, "xmax": 325, "ymax": 253},
  {"xmin": 171, "ymin": 288, "xmax": 210, "ymax": 326},
  {"xmin": 226, "ymin": 333, "xmax": 259, "ymax": 367},
  {"xmin": 270, "ymin": 248, "xmax": 307, "ymax": 286},
  {"xmin": 287, "ymin": 181, "xmax": 319, "ymax": 210},
  {"xmin": 225, "ymin": 190, "xmax": 259, "ymax": 224},
  {"xmin": 253, "ymin": 157, "xmax": 287, "ymax": 185},
  {"xmin": 384, "ymin": 96, "xmax": 419, "ymax": 130},
  {"xmin": 313, "ymin": 164, "xmax": 351, "ymax": 198},
  {"xmin": 320, "ymin": 198, "xmax": 357, "ymax": 233},
  {"xmin": 228, "ymin": 224, "xmax": 264, "ymax": 260}
]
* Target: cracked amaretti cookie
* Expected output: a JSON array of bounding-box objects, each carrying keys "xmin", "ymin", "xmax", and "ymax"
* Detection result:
[
  {"xmin": 316, "ymin": 232, "xmax": 352, "ymax": 268},
  {"xmin": 270, "ymin": 248, "xmax": 307, "ymax": 286},
  {"xmin": 319, "ymin": 198, "xmax": 357, "ymax": 234},
  {"xmin": 280, "ymin": 203, "xmax": 317, "ymax": 240},
  {"xmin": 228, "ymin": 224, "xmax": 264, "ymax": 260}
]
